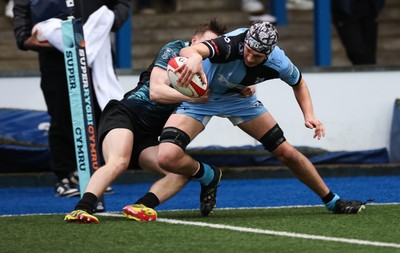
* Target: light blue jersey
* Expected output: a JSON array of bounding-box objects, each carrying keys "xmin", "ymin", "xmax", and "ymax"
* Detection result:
[{"xmin": 176, "ymin": 28, "xmax": 301, "ymax": 126}]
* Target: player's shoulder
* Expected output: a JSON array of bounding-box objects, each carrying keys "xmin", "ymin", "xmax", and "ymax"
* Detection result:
[
  {"xmin": 205, "ymin": 29, "xmax": 247, "ymax": 62},
  {"xmin": 155, "ymin": 40, "xmax": 189, "ymax": 69},
  {"xmin": 265, "ymin": 45, "xmax": 301, "ymax": 85},
  {"xmin": 265, "ymin": 45, "xmax": 292, "ymax": 69}
]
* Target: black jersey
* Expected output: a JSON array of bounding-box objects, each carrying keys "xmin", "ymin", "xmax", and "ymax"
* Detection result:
[{"xmin": 120, "ymin": 40, "xmax": 189, "ymax": 129}]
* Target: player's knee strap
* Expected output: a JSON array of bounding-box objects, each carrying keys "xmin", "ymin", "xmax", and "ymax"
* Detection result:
[
  {"xmin": 160, "ymin": 127, "xmax": 191, "ymax": 151},
  {"xmin": 259, "ymin": 124, "xmax": 286, "ymax": 152}
]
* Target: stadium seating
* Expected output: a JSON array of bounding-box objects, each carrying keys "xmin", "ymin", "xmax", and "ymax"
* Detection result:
[{"xmin": 0, "ymin": 0, "xmax": 399, "ymax": 72}]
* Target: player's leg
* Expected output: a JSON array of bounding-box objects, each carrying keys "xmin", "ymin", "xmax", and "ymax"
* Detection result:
[
  {"xmin": 123, "ymin": 146, "xmax": 191, "ymax": 221},
  {"xmin": 65, "ymin": 128, "xmax": 133, "ymax": 223},
  {"xmin": 140, "ymin": 146, "xmax": 190, "ymax": 202},
  {"xmin": 157, "ymin": 114, "xmax": 203, "ymax": 175},
  {"xmin": 238, "ymin": 111, "xmax": 331, "ymax": 195},
  {"xmin": 238, "ymin": 111, "xmax": 365, "ymax": 214},
  {"xmin": 85, "ymin": 128, "xmax": 133, "ymax": 196},
  {"xmin": 158, "ymin": 114, "xmax": 222, "ymax": 216}
]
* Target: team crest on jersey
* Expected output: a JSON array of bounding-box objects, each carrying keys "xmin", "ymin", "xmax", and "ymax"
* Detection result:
[
  {"xmin": 254, "ymin": 100, "xmax": 263, "ymax": 107},
  {"xmin": 254, "ymin": 77, "xmax": 265, "ymax": 84},
  {"xmin": 239, "ymin": 42, "xmax": 244, "ymax": 54},
  {"xmin": 269, "ymin": 57, "xmax": 282, "ymax": 68},
  {"xmin": 162, "ymin": 48, "xmax": 175, "ymax": 60}
]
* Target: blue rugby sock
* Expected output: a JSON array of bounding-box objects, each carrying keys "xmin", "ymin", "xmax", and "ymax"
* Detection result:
[
  {"xmin": 324, "ymin": 193, "xmax": 340, "ymax": 211},
  {"xmin": 192, "ymin": 162, "xmax": 214, "ymax": 186}
]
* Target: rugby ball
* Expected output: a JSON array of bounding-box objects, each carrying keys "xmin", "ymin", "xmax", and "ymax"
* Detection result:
[{"xmin": 167, "ymin": 56, "xmax": 208, "ymax": 98}]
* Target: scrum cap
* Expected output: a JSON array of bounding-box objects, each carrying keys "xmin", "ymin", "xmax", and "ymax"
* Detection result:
[{"xmin": 244, "ymin": 21, "xmax": 278, "ymax": 55}]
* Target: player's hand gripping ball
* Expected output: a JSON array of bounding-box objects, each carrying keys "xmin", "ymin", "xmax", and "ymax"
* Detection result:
[{"xmin": 167, "ymin": 56, "xmax": 208, "ymax": 98}]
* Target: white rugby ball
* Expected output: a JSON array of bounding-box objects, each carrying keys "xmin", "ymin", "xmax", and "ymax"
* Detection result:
[{"xmin": 167, "ymin": 56, "xmax": 208, "ymax": 98}]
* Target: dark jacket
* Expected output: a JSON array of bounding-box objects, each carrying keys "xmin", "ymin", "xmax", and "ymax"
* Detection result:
[
  {"xmin": 13, "ymin": 0, "xmax": 130, "ymax": 71},
  {"xmin": 13, "ymin": 0, "xmax": 130, "ymax": 51},
  {"xmin": 331, "ymin": 0, "xmax": 385, "ymax": 16}
]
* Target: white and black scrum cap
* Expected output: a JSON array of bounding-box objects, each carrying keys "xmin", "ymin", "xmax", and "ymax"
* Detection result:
[{"xmin": 244, "ymin": 21, "xmax": 278, "ymax": 55}]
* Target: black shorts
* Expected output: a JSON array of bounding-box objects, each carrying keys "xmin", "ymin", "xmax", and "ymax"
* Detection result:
[{"xmin": 98, "ymin": 100, "xmax": 163, "ymax": 170}]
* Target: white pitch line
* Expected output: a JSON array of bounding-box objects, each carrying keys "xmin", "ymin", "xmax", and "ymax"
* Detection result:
[
  {"xmin": 2, "ymin": 204, "xmax": 400, "ymax": 249},
  {"xmin": 156, "ymin": 218, "xmax": 400, "ymax": 249},
  {"xmin": 97, "ymin": 212, "xmax": 400, "ymax": 249}
]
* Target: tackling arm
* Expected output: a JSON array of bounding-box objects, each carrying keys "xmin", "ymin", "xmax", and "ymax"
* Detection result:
[
  {"xmin": 149, "ymin": 66, "xmax": 209, "ymax": 104},
  {"xmin": 177, "ymin": 43, "xmax": 210, "ymax": 86}
]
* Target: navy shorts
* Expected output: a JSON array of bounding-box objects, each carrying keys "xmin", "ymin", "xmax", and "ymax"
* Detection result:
[{"xmin": 98, "ymin": 100, "xmax": 163, "ymax": 170}]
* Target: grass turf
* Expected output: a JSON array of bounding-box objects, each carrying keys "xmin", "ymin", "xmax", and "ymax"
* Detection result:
[{"xmin": 0, "ymin": 204, "xmax": 399, "ymax": 253}]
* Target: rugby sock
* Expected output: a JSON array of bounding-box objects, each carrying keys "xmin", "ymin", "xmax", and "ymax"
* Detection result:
[
  {"xmin": 192, "ymin": 162, "xmax": 214, "ymax": 186},
  {"xmin": 322, "ymin": 191, "xmax": 335, "ymax": 204},
  {"xmin": 322, "ymin": 191, "xmax": 340, "ymax": 211},
  {"xmin": 135, "ymin": 192, "xmax": 160, "ymax": 208},
  {"xmin": 192, "ymin": 162, "xmax": 203, "ymax": 177},
  {"xmin": 75, "ymin": 192, "xmax": 98, "ymax": 214}
]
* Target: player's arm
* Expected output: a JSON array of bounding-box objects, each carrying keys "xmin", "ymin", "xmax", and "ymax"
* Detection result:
[
  {"xmin": 149, "ymin": 66, "xmax": 209, "ymax": 104},
  {"xmin": 180, "ymin": 42, "xmax": 211, "ymax": 59},
  {"xmin": 177, "ymin": 43, "xmax": 211, "ymax": 86},
  {"xmin": 292, "ymin": 78, "xmax": 325, "ymax": 140}
]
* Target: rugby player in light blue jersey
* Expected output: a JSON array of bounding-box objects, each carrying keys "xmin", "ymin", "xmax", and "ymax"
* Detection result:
[{"xmin": 158, "ymin": 21, "xmax": 366, "ymax": 215}]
